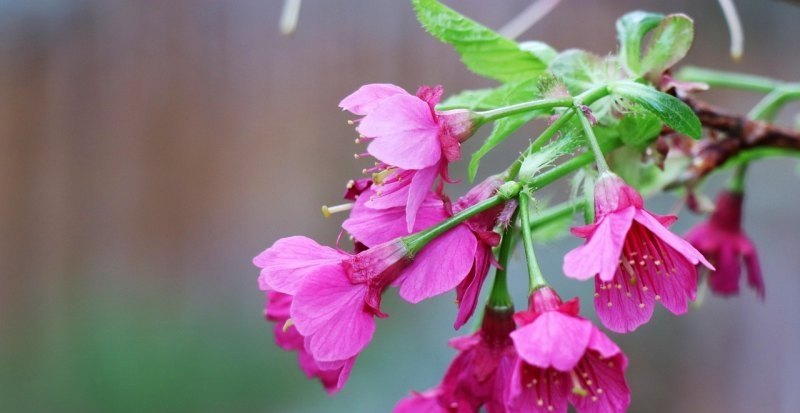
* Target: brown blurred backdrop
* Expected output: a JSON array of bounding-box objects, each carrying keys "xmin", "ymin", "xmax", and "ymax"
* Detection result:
[{"xmin": 1, "ymin": 1, "xmax": 799, "ymax": 412}]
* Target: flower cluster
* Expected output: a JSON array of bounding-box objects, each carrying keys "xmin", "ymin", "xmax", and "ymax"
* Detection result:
[
  {"xmin": 394, "ymin": 287, "xmax": 630, "ymax": 413},
  {"xmin": 252, "ymin": 79, "xmax": 764, "ymax": 410}
]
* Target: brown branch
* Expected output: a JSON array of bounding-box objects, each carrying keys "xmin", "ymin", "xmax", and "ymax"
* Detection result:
[{"xmin": 675, "ymin": 96, "xmax": 800, "ymax": 183}]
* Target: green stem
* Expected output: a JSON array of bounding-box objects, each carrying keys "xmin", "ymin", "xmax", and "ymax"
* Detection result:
[
  {"xmin": 576, "ymin": 107, "xmax": 609, "ymax": 172},
  {"xmin": 505, "ymin": 109, "xmax": 577, "ymax": 180},
  {"xmin": 523, "ymin": 138, "xmax": 620, "ymax": 189},
  {"xmin": 728, "ymin": 163, "xmax": 748, "ymax": 194},
  {"xmin": 505, "ymin": 85, "xmax": 612, "ymax": 181},
  {"xmin": 747, "ymin": 86, "xmax": 800, "ymax": 122},
  {"xmin": 529, "ymin": 199, "xmax": 585, "ymax": 232},
  {"xmin": 518, "ymin": 192, "xmax": 547, "ymax": 292},
  {"xmin": 676, "ymin": 66, "xmax": 781, "ymax": 93},
  {"xmin": 476, "ymin": 97, "xmax": 573, "ymax": 123},
  {"xmin": 488, "ymin": 210, "xmax": 519, "ymax": 308},
  {"xmin": 403, "ymin": 182, "xmax": 522, "ymax": 255}
]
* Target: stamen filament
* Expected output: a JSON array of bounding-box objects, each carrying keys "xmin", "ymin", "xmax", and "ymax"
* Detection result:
[{"xmin": 321, "ymin": 203, "xmax": 354, "ymax": 218}]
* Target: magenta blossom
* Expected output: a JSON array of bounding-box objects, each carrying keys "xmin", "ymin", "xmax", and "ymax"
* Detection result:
[
  {"xmin": 264, "ymin": 291, "xmax": 354, "ymax": 394},
  {"xmin": 340, "ymin": 83, "xmax": 479, "ymax": 231},
  {"xmin": 255, "ymin": 236, "xmax": 410, "ymax": 363},
  {"xmin": 685, "ymin": 190, "xmax": 764, "ymax": 299},
  {"xmin": 343, "ymin": 176, "xmax": 505, "ymax": 329},
  {"xmin": 342, "ymin": 187, "xmax": 478, "ymax": 306},
  {"xmin": 563, "ymin": 172, "xmax": 714, "ymax": 333},
  {"xmin": 507, "ymin": 287, "xmax": 630, "ymax": 413},
  {"xmin": 393, "ymin": 305, "xmax": 517, "ymax": 413}
]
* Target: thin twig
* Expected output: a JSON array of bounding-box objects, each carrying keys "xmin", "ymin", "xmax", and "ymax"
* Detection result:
[{"xmin": 498, "ymin": 0, "xmax": 562, "ymax": 40}]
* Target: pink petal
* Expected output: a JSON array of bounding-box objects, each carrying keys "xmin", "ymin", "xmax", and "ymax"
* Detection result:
[
  {"xmin": 392, "ymin": 389, "xmax": 445, "ymax": 413},
  {"xmin": 507, "ymin": 359, "xmax": 571, "ymax": 413},
  {"xmin": 359, "ymin": 94, "xmax": 442, "ymax": 170},
  {"xmin": 586, "ymin": 326, "xmax": 624, "ymax": 360},
  {"xmin": 708, "ymin": 245, "xmax": 741, "ymax": 296},
  {"xmin": 405, "ymin": 165, "xmax": 440, "ymax": 232},
  {"xmin": 453, "ymin": 246, "xmax": 492, "ymax": 330},
  {"xmin": 743, "ymin": 244, "xmax": 765, "ymax": 300},
  {"xmin": 291, "ymin": 268, "xmax": 375, "ymax": 362},
  {"xmin": 563, "ymin": 207, "xmax": 636, "ymax": 282},
  {"xmin": 339, "ymin": 83, "xmax": 408, "ymax": 115},
  {"xmin": 645, "ymin": 247, "xmax": 697, "ymax": 315},
  {"xmin": 397, "ymin": 225, "xmax": 477, "ymax": 304},
  {"xmin": 594, "ymin": 275, "xmax": 656, "ymax": 334},
  {"xmin": 510, "ymin": 311, "xmax": 593, "ymax": 371},
  {"xmin": 343, "ymin": 190, "xmax": 446, "ymax": 247},
  {"xmin": 634, "ymin": 210, "xmax": 714, "ymax": 270},
  {"xmin": 254, "ymin": 236, "xmax": 347, "ymax": 295},
  {"xmin": 569, "ymin": 352, "xmax": 630, "ymax": 413}
]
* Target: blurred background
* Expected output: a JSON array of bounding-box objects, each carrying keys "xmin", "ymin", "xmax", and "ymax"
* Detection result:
[{"xmin": 1, "ymin": 1, "xmax": 799, "ymax": 412}]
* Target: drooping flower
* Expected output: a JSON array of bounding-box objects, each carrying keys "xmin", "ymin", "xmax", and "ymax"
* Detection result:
[
  {"xmin": 263, "ymin": 291, "xmax": 355, "ymax": 394},
  {"xmin": 343, "ymin": 176, "xmax": 506, "ymax": 328},
  {"xmin": 255, "ymin": 236, "xmax": 411, "ymax": 363},
  {"xmin": 507, "ymin": 287, "xmax": 630, "ymax": 413},
  {"xmin": 393, "ymin": 305, "xmax": 518, "ymax": 413},
  {"xmin": 684, "ymin": 190, "xmax": 764, "ymax": 299},
  {"xmin": 563, "ymin": 172, "xmax": 714, "ymax": 333},
  {"xmin": 340, "ymin": 83, "xmax": 480, "ymax": 231}
]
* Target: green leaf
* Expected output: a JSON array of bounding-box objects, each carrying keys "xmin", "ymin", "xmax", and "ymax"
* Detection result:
[
  {"xmin": 618, "ymin": 110, "xmax": 663, "ymax": 149},
  {"xmin": 519, "ymin": 41, "xmax": 558, "ymax": 65},
  {"xmin": 616, "ymin": 11, "xmax": 664, "ymax": 75},
  {"xmin": 640, "ymin": 14, "xmax": 694, "ymax": 77},
  {"xmin": 549, "ymin": 49, "xmax": 606, "ymax": 94},
  {"xmin": 438, "ymin": 79, "xmax": 540, "ymax": 111},
  {"xmin": 610, "ymin": 81, "xmax": 701, "ymax": 138},
  {"xmin": 468, "ymin": 112, "xmax": 538, "ymax": 182},
  {"xmin": 412, "ymin": 0, "xmax": 548, "ymax": 82}
]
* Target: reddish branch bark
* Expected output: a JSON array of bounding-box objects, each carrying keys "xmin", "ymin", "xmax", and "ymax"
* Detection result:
[{"xmin": 676, "ymin": 96, "xmax": 800, "ymax": 183}]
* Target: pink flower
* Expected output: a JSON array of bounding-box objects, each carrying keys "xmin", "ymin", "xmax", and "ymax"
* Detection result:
[
  {"xmin": 343, "ymin": 177, "xmax": 505, "ymax": 328},
  {"xmin": 340, "ymin": 84, "xmax": 479, "ymax": 231},
  {"xmin": 507, "ymin": 287, "xmax": 631, "ymax": 413},
  {"xmin": 392, "ymin": 389, "xmax": 445, "ymax": 413},
  {"xmin": 685, "ymin": 190, "xmax": 764, "ymax": 299},
  {"xmin": 393, "ymin": 305, "xmax": 518, "ymax": 413},
  {"xmin": 263, "ymin": 291, "xmax": 354, "ymax": 394},
  {"xmin": 255, "ymin": 236, "xmax": 410, "ymax": 363},
  {"xmin": 563, "ymin": 172, "xmax": 713, "ymax": 333}
]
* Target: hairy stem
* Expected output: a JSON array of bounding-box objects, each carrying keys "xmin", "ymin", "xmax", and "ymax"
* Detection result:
[
  {"xmin": 477, "ymin": 97, "xmax": 573, "ymax": 123},
  {"xmin": 488, "ymin": 210, "xmax": 519, "ymax": 308},
  {"xmin": 518, "ymin": 192, "xmax": 547, "ymax": 292}
]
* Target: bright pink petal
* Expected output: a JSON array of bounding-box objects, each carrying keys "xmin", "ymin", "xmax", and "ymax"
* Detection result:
[
  {"xmin": 398, "ymin": 225, "xmax": 477, "ymax": 303},
  {"xmin": 392, "ymin": 389, "xmax": 445, "ymax": 413},
  {"xmin": 570, "ymin": 352, "xmax": 630, "ymax": 413},
  {"xmin": 296, "ymin": 352, "xmax": 355, "ymax": 395},
  {"xmin": 405, "ymin": 165, "xmax": 440, "ymax": 232},
  {"xmin": 510, "ymin": 311, "xmax": 593, "ymax": 371},
  {"xmin": 644, "ymin": 247, "xmax": 697, "ymax": 315},
  {"xmin": 291, "ymin": 269, "xmax": 375, "ymax": 362},
  {"xmin": 594, "ymin": 275, "xmax": 656, "ymax": 334},
  {"xmin": 339, "ymin": 83, "xmax": 408, "ymax": 115},
  {"xmin": 507, "ymin": 359, "xmax": 571, "ymax": 413},
  {"xmin": 453, "ymin": 246, "xmax": 492, "ymax": 330},
  {"xmin": 586, "ymin": 326, "xmax": 624, "ymax": 360},
  {"xmin": 343, "ymin": 190, "xmax": 446, "ymax": 247},
  {"xmin": 634, "ymin": 210, "xmax": 714, "ymax": 270},
  {"xmin": 564, "ymin": 207, "xmax": 636, "ymax": 282},
  {"xmin": 360, "ymin": 94, "xmax": 442, "ymax": 169},
  {"xmin": 254, "ymin": 236, "xmax": 347, "ymax": 294}
]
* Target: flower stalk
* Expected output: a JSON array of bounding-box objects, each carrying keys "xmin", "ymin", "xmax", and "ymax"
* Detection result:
[
  {"xmin": 403, "ymin": 182, "xmax": 522, "ymax": 255},
  {"xmin": 518, "ymin": 191, "xmax": 548, "ymax": 292}
]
